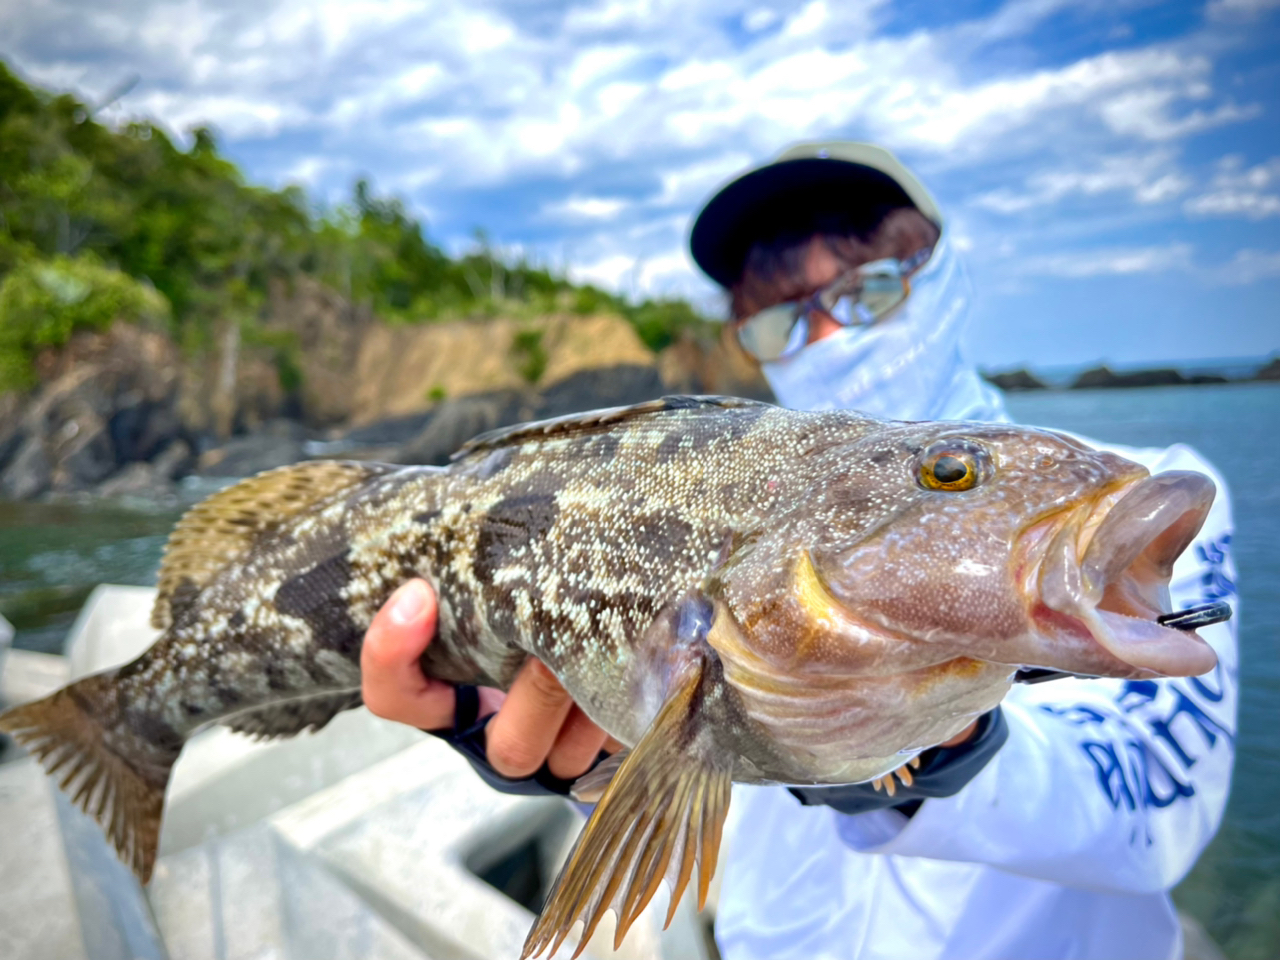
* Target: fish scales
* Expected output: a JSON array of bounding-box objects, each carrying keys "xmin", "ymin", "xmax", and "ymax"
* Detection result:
[
  {"xmin": 414, "ymin": 399, "xmax": 807, "ymax": 737},
  {"xmin": 0, "ymin": 396, "xmax": 1223, "ymax": 958},
  {"xmin": 63, "ymin": 400, "xmax": 812, "ymax": 763}
]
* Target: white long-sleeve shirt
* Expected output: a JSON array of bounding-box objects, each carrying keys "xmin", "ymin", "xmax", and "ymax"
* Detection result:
[{"xmin": 714, "ymin": 438, "xmax": 1238, "ymax": 960}]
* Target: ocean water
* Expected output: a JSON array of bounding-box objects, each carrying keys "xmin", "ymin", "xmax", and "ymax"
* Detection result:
[
  {"xmin": 1005, "ymin": 383, "xmax": 1280, "ymax": 960},
  {"xmin": 0, "ymin": 383, "xmax": 1276, "ymax": 957}
]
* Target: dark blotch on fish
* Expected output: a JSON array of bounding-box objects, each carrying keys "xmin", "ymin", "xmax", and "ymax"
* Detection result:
[
  {"xmin": 265, "ymin": 660, "xmax": 289, "ymax": 691},
  {"xmin": 127, "ymin": 710, "xmax": 183, "ymax": 755},
  {"xmin": 645, "ymin": 515, "xmax": 695, "ymax": 565},
  {"xmin": 592, "ymin": 434, "xmax": 620, "ymax": 461},
  {"xmin": 275, "ymin": 552, "xmax": 362, "ymax": 655},
  {"xmin": 656, "ymin": 433, "xmax": 682, "ymax": 463},
  {"xmin": 168, "ymin": 578, "xmax": 202, "ymax": 629},
  {"xmin": 474, "ymin": 493, "xmax": 559, "ymax": 581},
  {"xmin": 725, "ymin": 404, "xmax": 766, "ymax": 441}
]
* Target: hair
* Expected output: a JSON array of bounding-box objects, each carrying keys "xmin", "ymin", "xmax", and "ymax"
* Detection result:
[{"xmin": 729, "ymin": 206, "xmax": 942, "ymax": 320}]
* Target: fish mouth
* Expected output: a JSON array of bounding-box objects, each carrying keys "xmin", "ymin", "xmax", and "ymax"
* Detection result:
[{"xmin": 1032, "ymin": 471, "xmax": 1218, "ymax": 677}]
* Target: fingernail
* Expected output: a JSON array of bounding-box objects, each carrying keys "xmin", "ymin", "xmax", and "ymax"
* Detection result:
[{"xmin": 389, "ymin": 580, "xmax": 427, "ymax": 625}]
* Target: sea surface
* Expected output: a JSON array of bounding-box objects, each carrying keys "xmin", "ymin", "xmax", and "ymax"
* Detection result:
[
  {"xmin": 1005, "ymin": 383, "xmax": 1279, "ymax": 960},
  {"xmin": 0, "ymin": 382, "xmax": 1276, "ymax": 957}
]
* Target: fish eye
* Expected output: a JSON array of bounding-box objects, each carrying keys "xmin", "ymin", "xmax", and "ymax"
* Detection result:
[{"xmin": 918, "ymin": 441, "xmax": 988, "ymax": 492}]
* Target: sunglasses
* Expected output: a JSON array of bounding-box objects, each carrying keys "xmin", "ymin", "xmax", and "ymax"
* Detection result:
[{"xmin": 735, "ymin": 247, "xmax": 933, "ymax": 362}]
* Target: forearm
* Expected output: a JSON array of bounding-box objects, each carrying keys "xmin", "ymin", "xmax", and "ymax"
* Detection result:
[
  {"xmin": 861, "ymin": 660, "xmax": 1235, "ymax": 893},
  {"xmin": 790, "ymin": 707, "xmax": 1008, "ymax": 817}
]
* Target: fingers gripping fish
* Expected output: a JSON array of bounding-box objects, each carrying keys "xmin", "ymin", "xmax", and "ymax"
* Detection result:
[{"xmin": 0, "ymin": 397, "xmax": 1221, "ymax": 957}]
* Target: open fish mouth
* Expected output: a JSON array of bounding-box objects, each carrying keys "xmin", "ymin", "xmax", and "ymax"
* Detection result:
[{"xmin": 1033, "ymin": 471, "xmax": 1219, "ymax": 677}]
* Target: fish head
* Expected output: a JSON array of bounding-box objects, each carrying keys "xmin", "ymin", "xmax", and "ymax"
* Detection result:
[{"xmin": 780, "ymin": 420, "xmax": 1218, "ymax": 681}]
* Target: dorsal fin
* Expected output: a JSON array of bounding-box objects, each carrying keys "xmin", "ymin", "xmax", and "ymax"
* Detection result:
[
  {"xmin": 451, "ymin": 395, "xmax": 771, "ymax": 462},
  {"xmin": 151, "ymin": 461, "xmax": 394, "ymax": 630}
]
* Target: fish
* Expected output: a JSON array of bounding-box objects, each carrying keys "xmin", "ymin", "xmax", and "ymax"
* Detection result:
[{"xmin": 0, "ymin": 396, "xmax": 1220, "ymax": 958}]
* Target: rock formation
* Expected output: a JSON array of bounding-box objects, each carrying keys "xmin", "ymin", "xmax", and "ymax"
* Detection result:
[
  {"xmin": 0, "ymin": 300, "xmax": 775, "ymax": 499},
  {"xmin": 982, "ymin": 368, "xmax": 1049, "ymax": 392}
]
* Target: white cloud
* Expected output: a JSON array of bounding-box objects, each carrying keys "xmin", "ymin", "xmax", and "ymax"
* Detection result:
[
  {"xmin": 742, "ymin": 8, "xmax": 779, "ymax": 32},
  {"xmin": 1098, "ymin": 89, "xmax": 1260, "ymax": 141},
  {"xmin": 638, "ymin": 250, "xmax": 695, "ymax": 290},
  {"xmin": 6, "ymin": 0, "xmax": 1251, "ymax": 188},
  {"xmin": 782, "ymin": 1, "xmax": 828, "ymax": 37},
  {"xmin": 1187, "ymin": 192, "xmax": 1280, "ymax": 217},
  {"xmin": 569, "ymin": 253, "xmax": 638, "ymax": 290},
  {"xmin": 1019, "ymin": 244, "xmax": 1194, "ymax": 277},
  {"xmin": 873, "ymin": 49, "xmax": 1223, "ymax": 152},
  {"xmin": 0, "ymin": 0, "xmax": 1270, "ymax": 306},
  {"xmin": 283, "ymin": 155, "xmax": 334, "ymax": 187},
  {"xmin": 1024, "ymin": 241, "xmax": 1280, "ymax": 286},
  {"xmin": 972, "ymin": 150, "xmax": 1191, "ymax": 213},
  {"xmin": 1209, "ymin": 249, "xmax": 1280, "ymax": 284},
  {"xmin": 129, "ymin": 91, "xmax": 296, "ymax": 139},
  {"xmin": 563, "ymin": 0, "xmax": 658, "ymax": 33},
  {"xmin": 1206, "ymin": 0, "xmax": 1280, "ymax": 20},
  {"xmin": 655, "ymin": 152, "xmax": 754, "ymax": 206},
  {"xmin": 658, "ymin": 60, "xmax": 738, "ymax": 93},
  {"xmin": 567, "ymin": 44, "xmax": 642, "ymax": 91},
  {"xmin": 958, "ymin": 0, "xmax": 1080, "ymax": 44},
  {"xmin": 1185, "ymin": 155, "xmax": 1280, "ymax": 218},
  {"xmin": 544, "ymin": 195, "xmax": 630, "ymax": 221}
]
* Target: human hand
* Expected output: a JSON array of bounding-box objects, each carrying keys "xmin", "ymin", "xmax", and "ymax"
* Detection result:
[{"xmin": 361, "ymin": 579, "xmax": 616, "ymax": 780}]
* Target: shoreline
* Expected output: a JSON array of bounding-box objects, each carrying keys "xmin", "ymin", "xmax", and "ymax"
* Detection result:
[
  {"xmin": 982, "ymin": 357, "xmax": 1280, "ymax": 393},
  {"xmin": 2, "ymin": 363, "xmax": 1276, "ymax": 506}
]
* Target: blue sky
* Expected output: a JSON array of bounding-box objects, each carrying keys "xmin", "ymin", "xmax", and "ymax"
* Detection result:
[{"xmin": 3, "ymin": 0, "xmax": 1278, "ymax": 369}]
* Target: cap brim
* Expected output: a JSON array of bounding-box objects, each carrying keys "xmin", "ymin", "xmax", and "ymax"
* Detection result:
[{"xmin": 689, "ymin": 158, "xmax": 918, "ymax": 288}]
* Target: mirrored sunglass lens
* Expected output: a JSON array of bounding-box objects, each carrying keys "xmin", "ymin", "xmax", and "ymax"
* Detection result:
[
  {"xmin": 739, "ymin": 305, "xmax": 805, "ymax": 361},
  {"xmin": 856, "ymin": 272, "xmax": 908, "ymax": 319}
]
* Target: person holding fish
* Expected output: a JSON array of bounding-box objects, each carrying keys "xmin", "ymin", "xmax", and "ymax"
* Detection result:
[
  {"xmin": 1, "ymin": 145, "xmax": 1237, "ymax": 960},
  {"xmin": 359, "ymin": 143, "xmax": 1239, "ymax": 959}
]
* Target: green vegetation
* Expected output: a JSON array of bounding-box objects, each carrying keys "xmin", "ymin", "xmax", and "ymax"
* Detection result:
[
  {"xmin": 624, "ymin": 297, "xmax": 708, "ymax": 353},
  {"xmin": 0, "ymin": 61, "xmax": 714, "ymax": 392},
  {"xmin": 511, "ymin": 328, "xmax": 549, "ymax": 384},
  {"xmin": 0, "ymin": 253, "xmax": 168, "ymax": 388}
]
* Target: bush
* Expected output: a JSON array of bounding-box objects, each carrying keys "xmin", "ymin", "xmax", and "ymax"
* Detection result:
[
  {"xmin": 511, "ymin": 328, "xmax": 548, "ymax": 384},
  {"xmin": 623, "ymin": 298, "xmax": 711, "ymax": 353},
  {"xmin": 0, "ymin": 253, "xmax": 169, "ymax": 389}
]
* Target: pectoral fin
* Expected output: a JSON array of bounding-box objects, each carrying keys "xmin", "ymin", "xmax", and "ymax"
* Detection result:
[
  {"xmin": 569, "ymin": 748, "xmax": 630, "ymax": 804},
  {"xmin": 522, "ymin": 663, "xmax": 732, "ymax": 959},
  {"xmin": 221, "ymin": 689, "xmax": 363, "ymax": 739}
]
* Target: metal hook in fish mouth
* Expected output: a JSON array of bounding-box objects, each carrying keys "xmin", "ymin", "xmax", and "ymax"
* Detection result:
[
  {"xmin": 1154, "ymin": 601, "xmax": 1233, "ymax": 631},
  {"xmin": 1015, "ymin": 600, "xmax": 1232, "ymax": 683}
]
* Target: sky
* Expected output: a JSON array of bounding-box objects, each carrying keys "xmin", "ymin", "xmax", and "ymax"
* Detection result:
[{"xmin": 2, "ymin": 0, "xmax": 1279, "ymax": 370}]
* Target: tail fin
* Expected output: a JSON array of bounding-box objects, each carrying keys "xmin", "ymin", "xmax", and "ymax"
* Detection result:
[{"xmin": 0, "ymin": 671, "xmax": 181, "ymax": 882}]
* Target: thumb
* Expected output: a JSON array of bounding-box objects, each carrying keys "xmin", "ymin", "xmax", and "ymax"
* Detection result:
[{"xmin": 362, "ymin": 579, "xmax": 455, "ymax": 730}]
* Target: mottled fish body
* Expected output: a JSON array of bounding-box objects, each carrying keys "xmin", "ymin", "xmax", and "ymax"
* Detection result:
[{"xmin": 0, "ymin": 397, "xmax": 1220, "ymax": 957}]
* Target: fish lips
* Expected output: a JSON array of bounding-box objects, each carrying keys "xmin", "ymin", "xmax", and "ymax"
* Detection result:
[{"xmin": 1037, "ymin": 470, "xmax": 1219, "ymax": 678}]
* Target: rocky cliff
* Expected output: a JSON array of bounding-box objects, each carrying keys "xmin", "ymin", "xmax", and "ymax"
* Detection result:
[
  {"xmin": 348, "ymin": 312, "xmax": 654, "ymax": 425},
  {"xmin": 0, "ymin": 293, "xmax": 770, "ymax": 500},
  {"xmin": 0, "ymin": 323, "xmax": 191, "ymax": 499}
]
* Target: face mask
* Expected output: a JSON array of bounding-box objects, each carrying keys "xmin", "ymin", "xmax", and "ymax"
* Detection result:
[{"xmin": 759, "ymin": 235, "xmax": 1008, "ymax": 423}]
